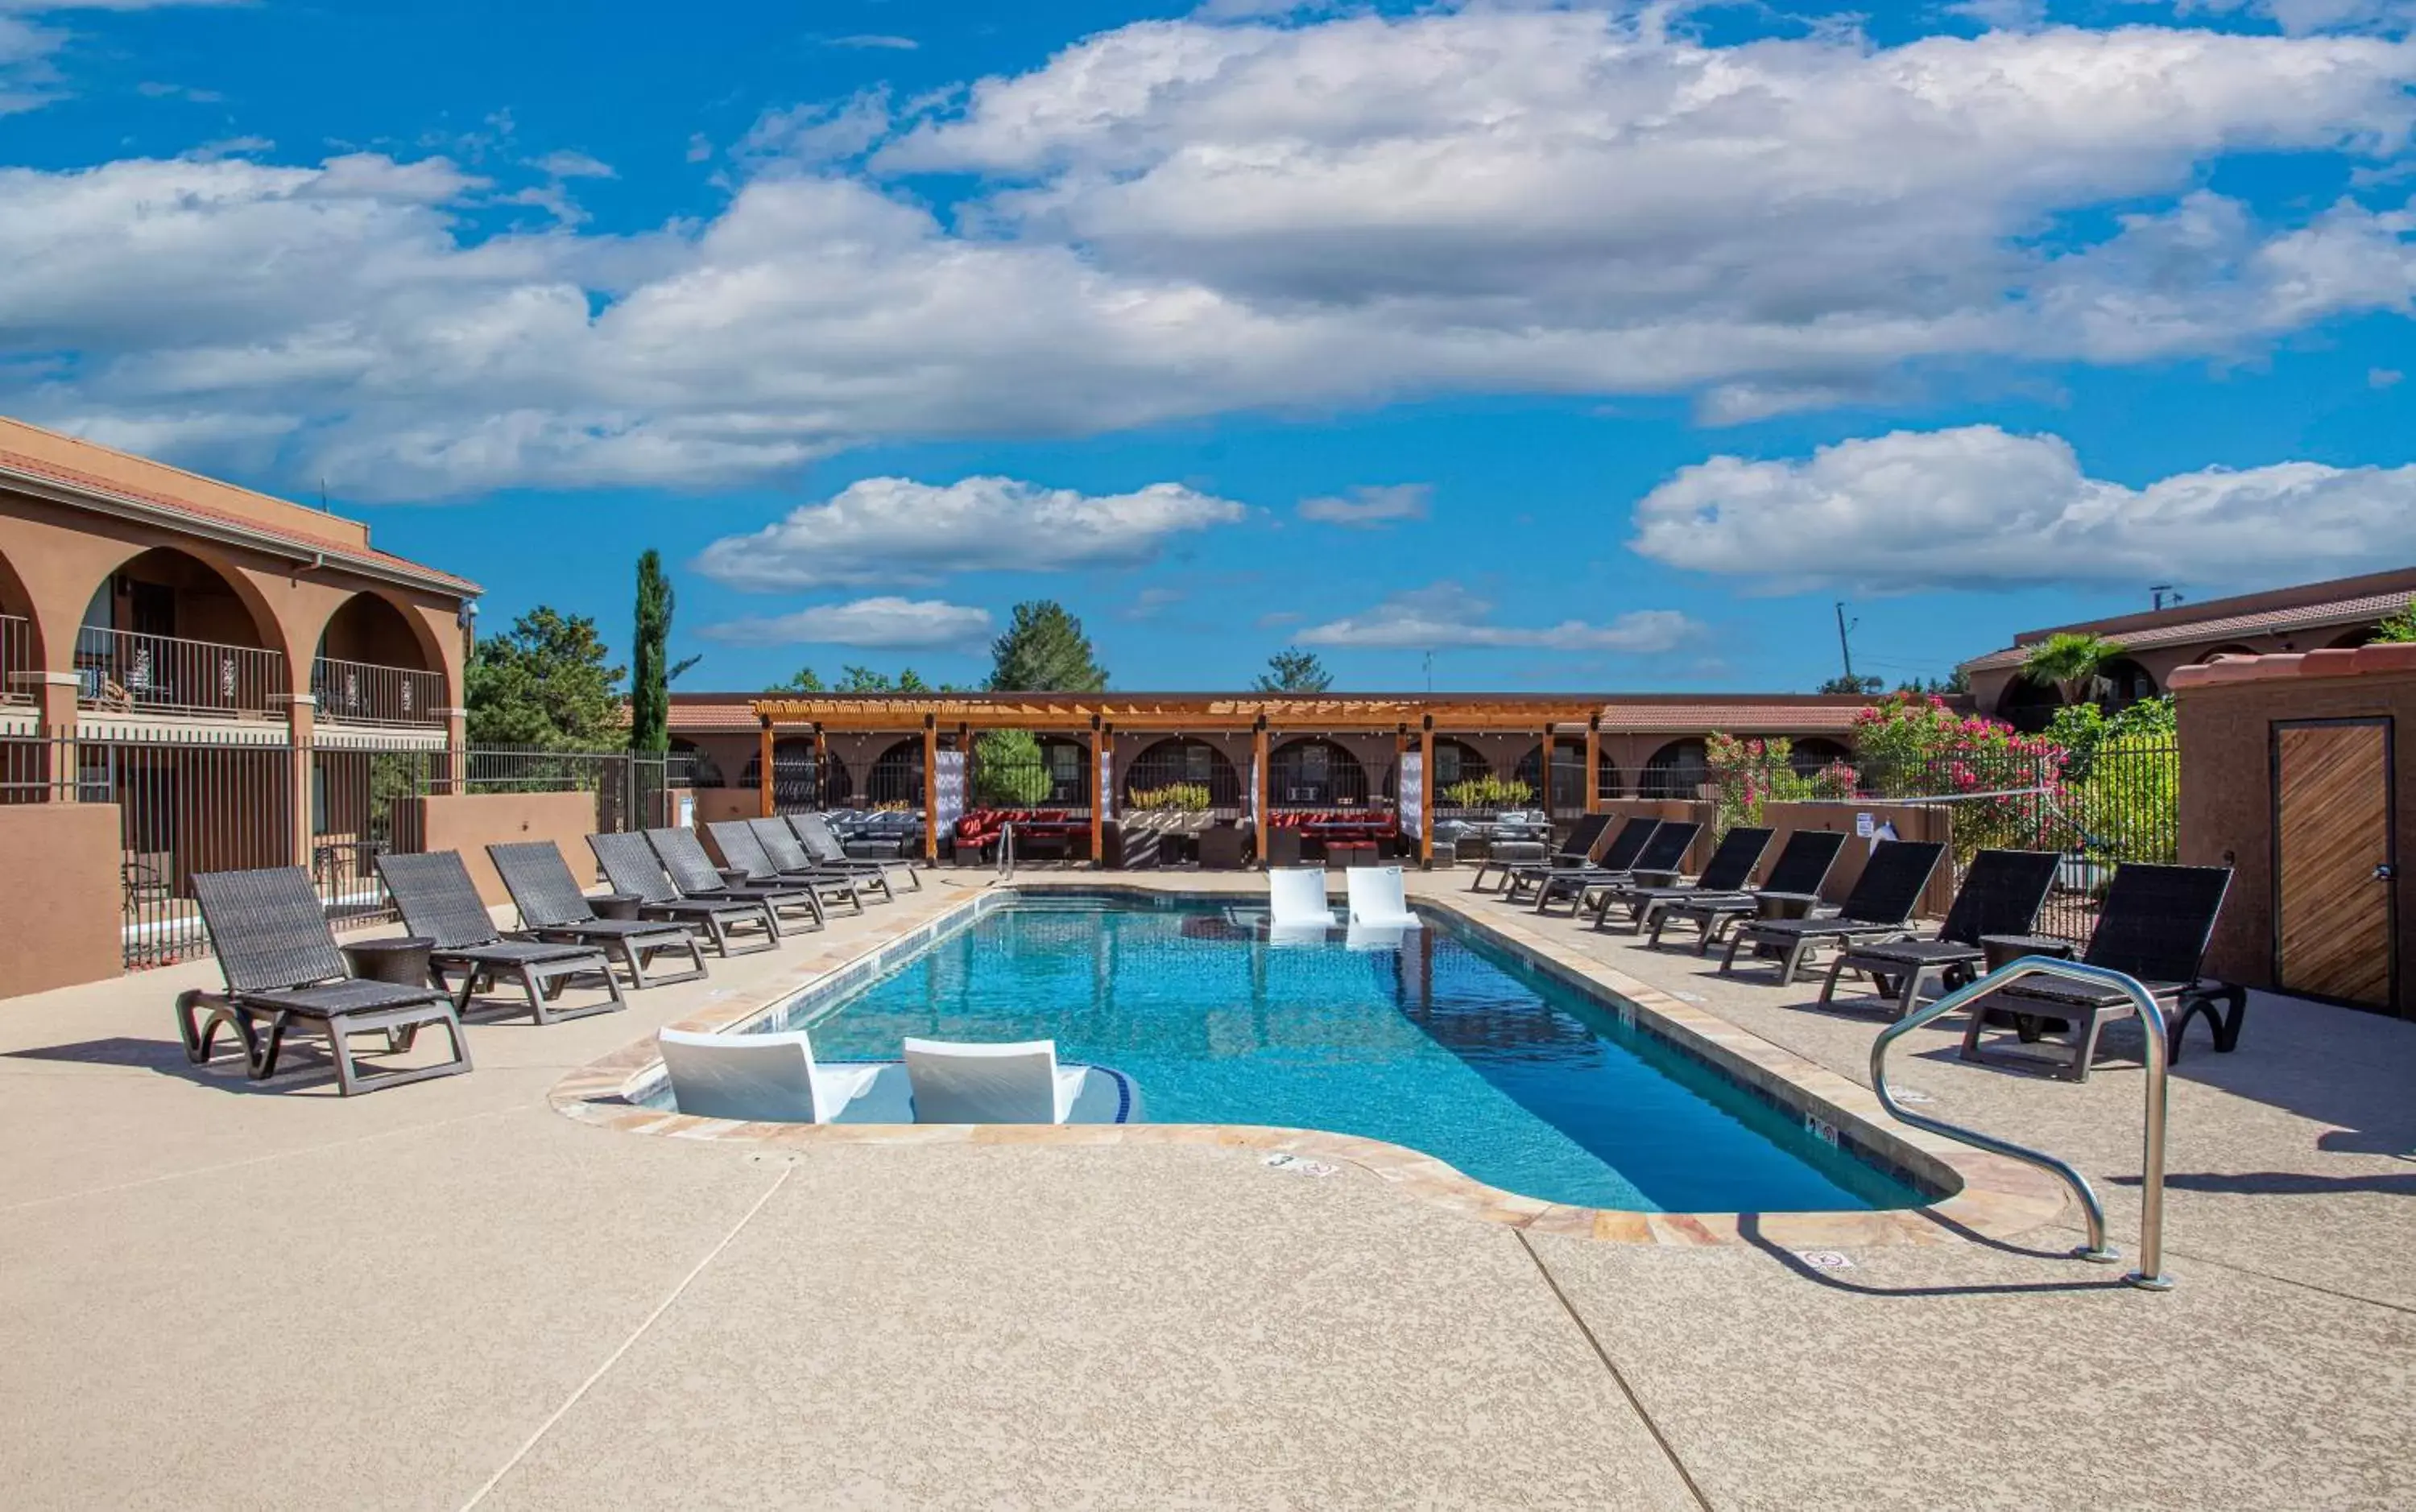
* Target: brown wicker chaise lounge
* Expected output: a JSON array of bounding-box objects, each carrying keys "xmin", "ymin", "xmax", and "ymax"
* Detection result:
[
  {"xmin": 746, "ymin": 817, "xmax": 896, "ymax": 902},
  {"xmin": 709, "ymin": 820, "xmax": 885, "ymax": 908},
  {"xmin": 1717, "ymin": 839, "xmax": 1946, "ymax": 984},
  {"xmin": 486, "ymin": 840, "xmax": 711, "ymax": 989},
  {"xmin": 1585, "ymin": 825, "xmax": 1773, "ymax": 932},
  {"xmin": 1960, "ymin": 862, "xmax": 2244, "ymax": 1081},
  {"xmin": 177, "ymin": 865, "xmax": 471, "ymax": 1096},
  {"xmin": 1817, "ymin": 849, "xmax": 2061, "ymax": 1018},
  {"xmin": 1647, "ymin": 828, "xmax": 1849, "ymax": 952},
  {"xmin": 588, "ymin": 832, "xmax": 780, "ymax": 954},
  {"xmin": 374, "ymin": 850, "xmax": 624, "ymax": 1024}
]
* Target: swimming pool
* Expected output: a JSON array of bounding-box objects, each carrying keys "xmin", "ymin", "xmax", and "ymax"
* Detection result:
[{"xmin": 721, "ymin": 892, "xmax": 1924, "ymax": 1214}]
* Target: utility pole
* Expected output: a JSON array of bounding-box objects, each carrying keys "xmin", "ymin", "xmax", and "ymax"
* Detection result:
[{"xmin": 1833, "ymin": 601, "xmax": 1859, "ymax": 690}]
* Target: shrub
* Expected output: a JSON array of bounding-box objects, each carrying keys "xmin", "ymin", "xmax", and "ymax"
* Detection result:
[
  {"xmin": 1127, "ymin": 782, "xmax": 1210, "ymax": 812},
  {"xmin": 1442, "ymin": 774, "xmax": 1534, "ymax": 810},
  {"xmin": 1850, "ymin": 692, "xmax": 2071, "ymax": 865},
  {"xmin": 972, "ymin": 728, "xmax": 1053, "ymax": 806}
]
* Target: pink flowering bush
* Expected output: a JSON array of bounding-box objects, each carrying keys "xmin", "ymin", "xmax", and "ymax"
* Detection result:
[
  {"xmin": 1706, "ymin": 733, "xmax": 1858, "ymax": 830},
  {"xmin": 1849, "ymin": 692, "xmax": 2070, "ymax": 861}
]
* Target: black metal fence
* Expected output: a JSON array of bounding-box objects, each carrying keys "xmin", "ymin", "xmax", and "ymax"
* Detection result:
[
  {"xmin": 1, "ymin": 727, "xmax": 692, "ymax": 969},
  {"xmin": 1706, "ymin": 742, "xmax": 2180, "ymax": 942}
]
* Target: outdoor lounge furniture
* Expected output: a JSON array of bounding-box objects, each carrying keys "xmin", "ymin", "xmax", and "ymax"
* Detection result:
[
  {"xmin": 1717, "ymin": 839, "xmax": 1948, "ymax": 983},
  {"xmin": 1504, "ymin": 817, "xmax": 1657, "ymax": 903},
  {"xmin": 374, "ymin": 850, "xmax": 624, "ymax": 1024},
  {"xmin": 783, "ymin": 814, "xmax": 917, "ymax": 894},
  {"xmin": 177, "ymin": 865, "xmax": 471, "ymax": 1095},
  {"xmin": 1960, "ymin": 862, "xmax": 2244, "ymax": 1081},
  {"xmin": 1268, "ymin": 866, "xmax": 1337, "ymax": 929},
  {"xmin": 1818, "ymin": 849, "xmax": 2062, "ymax": 1018},
  {"xmin": 486, "ymin": 840, "xmax": 710, "ymax": 988},
  {"xmin": 658, "ymin": 1027, "xmax": 912, "ymax": 1122},
  {"xmin": 1471, "ymin": 812, "xmax": 1610, "ymax": 893},
  {"xmin": 705, "ymin": 820, "xmax": 872, "ymax": 914},
  {"xmin": 645, "ymin": 825, "xmax": 842, "ymax": 931},
  {"xmin": 902, "ymin": 1038, "xmax": 1140, "ymax": 1124},
  {"xmin": 1586, "ymin": 825, "xmax": 1773, "ymax": 932},
  {"xmin": 1345, "ymin": 865, "xmax": 1421, "ymax": 927},
  {"xmin": 1648, "ymin": 828, "xmax": 1850, "ymax": 952},
  {"xmin": 1537, "ymin": 820, "xmax": 1703, "ymax": 916},
  {"xmin": 740, "ymin": 817, "xmax": 893, "ymax": 903},
  {"xmin": 587, "ymin": 832, "xmax": 780, "ymax": 955}
]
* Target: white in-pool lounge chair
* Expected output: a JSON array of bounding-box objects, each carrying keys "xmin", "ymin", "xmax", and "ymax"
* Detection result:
[
  {"xmin": 901, "ymin": 1038, "xmax": 1140, "ymax": 1124},
  {"xmin": 657, "ymin": 1027, "xmax": 912, "ymax": 1123},
  {"xmin": 1345, "ymin": 865, "xmax": 1421, "ymax": 928},
  {"xmin": 1344, "ymin": 921, "xmax": 1410, "ymax": 952},
  {"xmin": 1268, "ymin": 866, "xmax": 1338, "ymax": 930}
]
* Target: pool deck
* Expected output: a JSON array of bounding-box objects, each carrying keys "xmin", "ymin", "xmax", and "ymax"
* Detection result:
[{"xmin": 1, "ymin": 865, "xmax": 2409, "ymax": 1509}]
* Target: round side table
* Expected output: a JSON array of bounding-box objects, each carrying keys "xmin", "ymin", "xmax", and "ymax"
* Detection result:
[
  {"xmin": 589, "ymin": 893, "xmax": 643, "ymax": 921},
  {"xmin": 341, "ymin": 936, "xmax": 436, "ymax": 987},
  {"xmin": 1978, "ymin": 933, "xmax": 2079, "ymax": 1039}
]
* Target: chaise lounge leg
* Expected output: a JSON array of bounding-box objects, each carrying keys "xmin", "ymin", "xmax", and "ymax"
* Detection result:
[
  {"xmin": 1817, "ymin": 955, "xmax": 1847, "ymax": 1006},
  {"xmin": 1718, "ymin": 928, "xmax": 1750, "ymax": 974}
]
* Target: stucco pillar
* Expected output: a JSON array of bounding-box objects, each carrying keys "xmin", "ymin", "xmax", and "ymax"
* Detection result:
[
  {"xmin": 283, "ymin": 695, "xmax": 316, "ymax": 869},
  {"xmin": 24, "ymin": 673, "xmax": 80, "ymax": 801},
  {"xmin": 441, "ymin": 707, "xmax": 468, "ymax": 795}
]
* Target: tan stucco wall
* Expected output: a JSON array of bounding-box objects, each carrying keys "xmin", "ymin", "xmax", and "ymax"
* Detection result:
[
  {"xmin": 0, "ymin": 486, "xmax": 465, "ymax": 717},
  {"xmin": 1760, "ymin": 800, "xmax": 1955, "ymax": 915},
  {"xmin": 1594, "ymin": 798, "xmax": 1719, "ymax": 873},
  {"xmin": 412, "ymin": 791, "xmax": 601, "ymax": 906},
  {"xmin": 0, "ymin": 417, "xmax": 374, "ymax": 550},
  {"xmin": 2178, "ymin": 667, "xmax": 2416, "ymax": 1015},
  {"xmin": 0, "ymin": 803, "xmax": 125, "ymax": 994}
]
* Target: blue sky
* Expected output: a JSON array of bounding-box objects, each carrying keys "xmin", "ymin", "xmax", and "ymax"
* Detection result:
[{"xmin": 5, "ymin": 0, "xmax": 2414, "ymax": 693}]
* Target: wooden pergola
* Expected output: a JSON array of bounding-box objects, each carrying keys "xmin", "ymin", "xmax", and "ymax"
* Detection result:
[{"xmin": 747, "ymin": 693, "xmax": 1606, "ymax": 865}]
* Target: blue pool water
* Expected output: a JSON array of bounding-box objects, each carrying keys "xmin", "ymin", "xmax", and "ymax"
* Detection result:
[{"xmin": 749, "ymin": 895, "xmax": 1926, "ymax": 1213}]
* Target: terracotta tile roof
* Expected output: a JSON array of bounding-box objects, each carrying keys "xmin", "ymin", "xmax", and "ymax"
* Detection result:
[
  {"xmin": 0, "ymin": 446, "xmax": 481, "ymax": 595},
  {"xmin": 1595, "ymin": 702, "xmax": 1869, "ymax": 734},
  {"xmin": 2168, "ymin": 642, "xmax": 2416, "ymax": 690},
  {"xmin": 666, "ymin": 701, "xmax": 763, "ymax": 733},
  {"xmin": 1963, "ymin": 590, "xmax": 2410, "ymax": 671}
]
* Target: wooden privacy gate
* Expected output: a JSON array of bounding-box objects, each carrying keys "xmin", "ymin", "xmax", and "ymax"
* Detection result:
[{"xmin": 2273, "ymin": 718, "xmax": 2397, "ymax": 1008}]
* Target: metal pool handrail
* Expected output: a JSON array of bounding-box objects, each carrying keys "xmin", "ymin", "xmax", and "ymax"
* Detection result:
[{"xmin": 1871, "ymin": 956, "xmax": 2173, "ymax": 1291}]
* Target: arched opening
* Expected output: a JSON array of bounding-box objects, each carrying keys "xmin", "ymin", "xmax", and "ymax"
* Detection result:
[
  {"xmin": 671, "ymin": 738, "xmax": 726, "ymax": 788},
  {"xmin": 2327, "ymin": 626, "xmax": 2378, "ymax": 651},
  {"xmin": 74, "ymin": 547, "xmax": 283, "ymax": 718},
  {"xmin": 1994, "ymin": 676, "xmax": 2063, "ymax": 734},
  {"xmin": 2098, "ymin": 657, "xmax": 2157, "ymax": 711},
  {"xmin": 1512, "ymin": 737, "xmax": 1588, "ymax": 814},
  {"xmin": 0, "ymin": 547, "xmax": 39, "ymax": 708},
  {"xmin": 2195, "ymin": 643, "xmax": 2261, "ymax": 663},
  {"xmin": 738, "ymin": 737, "xmax": 819, "ymax": 810},
  {"xmin": 863, "ymin": 737, "xmax": 926, "ymax": 808},
  {"xmin": 312, "ymin": 593, "xmax": 444, "ymax": 726},
  {"xmin": 1122, "ymin": 737, "xmax": 1242, "ymax": 810},
  {"xmin": 1639, "ymin": 738, "xmax": 1711, "ymax": 799},
  {"xmin": 1788, "ymin": 737, "xmax": 1853, "ymax": 779},
  {"xmin": 1034, "ymin": 735, "xmax": 1089, "ymax": 807},
  {"xmin": 1596, "ymin": 751, "xmax": 1623, "ymax": 802},
  {"xmin": 1268, "ymin": 737, "xmax": 1367, "ymax": 808},
  {"xmin": 1429, "ymin": 738, "xmax": 1489, "ymax": 791}
]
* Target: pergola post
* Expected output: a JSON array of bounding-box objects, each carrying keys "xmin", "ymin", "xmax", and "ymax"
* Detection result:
[
  {"xmin": 1584, "ymin": 715, "xmax": 1601, "ymax": 816},
  {"xmin": 1252, "ymin": 717, "xmax": 1270, "ymax": 866},
  {"xmin": 810, "ymin": 724, "xmax": 827, "ymax": 811},
  {"xmin": 1092, "ymin": 719, "xmax": 1111, "ymax": 869},
  {"xmin": 922, "ymin": 714, "xmax": 940, "ymax": 865},
  {"xmin": 1419, "ymin": 715, "xmax": 1435, "ymax": 868},
  {"xmin": 757, "ymin": 715, "xmax": 776, "ymax": 819}
]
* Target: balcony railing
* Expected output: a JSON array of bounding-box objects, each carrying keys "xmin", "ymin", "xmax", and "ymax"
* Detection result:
[
  {"xmin": 1, "ymin": 614, "xmax": 30, "ymax": 706},
  {"xmin": 74, "ymin": 627, "xmax": 286, "ymax": 720},
  {"xmin": 312, "ymin": 655, "xmax": 446, "ymax": 728}
]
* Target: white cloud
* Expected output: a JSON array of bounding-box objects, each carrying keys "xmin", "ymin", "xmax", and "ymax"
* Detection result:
[
  {"xmin": 0, "ymin": 2, "xmax": 243, "ymax": 115},
  {"xmin": 691, "ymin": 475, "xmax": 1248, "ymax": 590},
  {"xmin": 3, "ymin": 12, "xmax": 2415, "ymax": 494},
  {"xmin": 1120, "ymin": 585, "xmax": 1185, "ymax": 619},
  {"xmin": 2373, "ymin": 366, "xmax": 2406, "ymax": 386},
  {"xmin": 2173, "ymin": 2, "xmax": 2416, "ymax": 36},
  {"xmin": 696, "ymin": 596, "xmax": 991, "ymax": 648},
  {"xmin": 1628, "ymin": 424, "xmax": 2416, "ymax": 592},
  {"xmin": 1297, "ymin": 582, "xmax": 1702, "ymax": 653},
  {"xmin": 529, "ymin": 150, "xmax": 614, "ymax": 180},
  {"xmin": 1297, "ymin": 482, "xmax": 1429, "ymax": 528},
  {"xmin": 824, "ymin": 34, "xmax": 917, "ymax": 52}
]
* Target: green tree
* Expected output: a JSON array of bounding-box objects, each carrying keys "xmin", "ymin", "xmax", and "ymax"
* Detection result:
[
  {"xmin": 465, "ymin": 607, "xmax": 624, "ymax": 750},
  {"xmin": 2021, "ymin": 631, "xmax": 2126, "ymax": 705},
  {"xmin": 2369, "ymin": 597, "xmax": 2416, "ymax": 643},
  {"xmin": 1255, "ymin": 647, "xmax": 1333, "ymax": 692},
  {"xmin": 1818, "ymin": 674, "xmax": 1885, "ymax": 695},
  {"xmin": 988, "ymin": 601, "xmax": 1107, "ymax": 692},
  {"xmin": 774, "ymin": 666, "xmax": 825, "ymax": 693},
  {"xmin": 630, "ymin": 550, "xmax": 673, "ymax": 754},
  {"xmin": 973, "ymin": 728, "xmax": 1054, "ymax": 805}
]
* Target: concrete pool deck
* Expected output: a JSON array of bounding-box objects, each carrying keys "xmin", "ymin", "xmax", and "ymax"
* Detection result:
[{"xmin": 0, "ymin": 865, "xmax": 2408, "ymax": 1509}]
